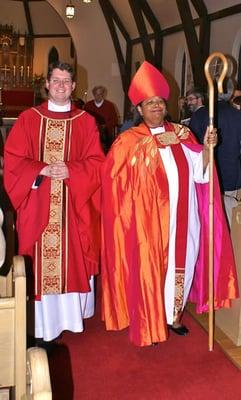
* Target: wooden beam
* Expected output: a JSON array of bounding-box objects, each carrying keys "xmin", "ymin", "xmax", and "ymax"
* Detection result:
[
  {"xmin": 33, "ymin": 34, "xmax": 71, "ymax": 38},
  {"xmin": 99, "ymin": 0, "xmax": 132, "ymax": 92},
  {"xmin": 210, "ymin": 4, "xmax": 241, "ymax": 20},
  {"xmin": 190, "ymin": 0, "xmax": 208, "ymax": 17},
  {"xmin": 128, "ymin": 0, "xmax": 154, "ymax": 63},
  {"xmin": 23, "ymin": 0, "xmax": 33, "ymax": 36},
  {"xmin": 138, "ymin": 0, "xmax": 163, "ymax": 69},
  {"xmin": 191, "ymin": 0, "xmax": 210, "ymax": 64},
  {"xmin": 132, "ymin": 4, "xmax": 241, "ymax": 43},
  {"xmin": 99, "ymin": 0, "xmax": 130, "ymax": 42},
  {"xmin": 176, "ymin": 0, "xmax": 205, "ymax": 87}
]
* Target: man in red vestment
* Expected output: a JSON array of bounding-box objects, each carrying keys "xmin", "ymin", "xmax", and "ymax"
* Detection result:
[
  {"xmin": 84, "ymin": 85, "xmax": 119, "ymax": 152},
  {"xmin": 101, "ymin": 61, "xmax": 239, "ymax": 347},
  {"xmin": 4, "ymin": 61, "xmax": 105, "ymax": 345}
]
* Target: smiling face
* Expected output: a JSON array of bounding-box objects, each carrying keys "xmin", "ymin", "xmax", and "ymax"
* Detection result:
[
  {"xmin": 137, "ymin": 96, "xmax": 167, "ymax": 128},
  {"xmin": 45, "ymin": 68, "xmax": 76, "ymax": 106}
]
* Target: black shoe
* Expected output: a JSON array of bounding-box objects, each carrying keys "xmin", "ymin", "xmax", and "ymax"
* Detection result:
[{"xmin": 167, "ymin": 324, "xmax": 189, "ymax": 336}]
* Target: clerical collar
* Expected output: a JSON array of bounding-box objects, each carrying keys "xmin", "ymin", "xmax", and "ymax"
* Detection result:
[
  {"xmin": 94, "ymin": 99, "xmax": 104, "ymax": 108},
  {"xmin": 150, "ymin": 126, "xmax": 165, "ymax": 135},
  {"xmin": 48, "ymin": 100, "xmax": 71, "ymax": 112}
]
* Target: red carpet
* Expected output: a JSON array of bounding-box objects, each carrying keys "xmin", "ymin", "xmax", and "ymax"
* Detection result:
[{"xmin": 49, "ymin": 302, "xmax": 241, "ymax": 400}]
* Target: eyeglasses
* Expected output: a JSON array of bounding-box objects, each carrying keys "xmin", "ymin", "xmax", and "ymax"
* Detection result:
[
  {"xmin": 187, "ymin": 96, "xmax": 198, "ymax": 102},
  {"xmin": 50, "ymin": 78, "xmax": 72, "ymax": 86},
  {"xmin": 142, "ymin": 99, "xmax": 165, "ymax": 108}
]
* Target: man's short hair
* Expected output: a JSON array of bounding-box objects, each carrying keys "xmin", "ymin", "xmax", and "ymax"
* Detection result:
[
  {"xmin": 186, "ymin": 88, "xmax": 205, "ymax": 102},
  {"xmin": 47, "ymin": 61, "xmax": 75, "ymax": 81},
  {"xmin": 92, "ymin": 85, "xmax": 106, "ymax": 96}
]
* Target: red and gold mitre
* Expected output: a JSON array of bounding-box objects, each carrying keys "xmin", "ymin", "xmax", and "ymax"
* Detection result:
[{"xmin": 128, "ymin": 61, "xmax": 170, "ymax": 106}]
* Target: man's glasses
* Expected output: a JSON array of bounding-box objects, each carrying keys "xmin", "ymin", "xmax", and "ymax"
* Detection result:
[
  {"xmin": 50, "ymin": 78, "xmax": 72, "ymax": 86},
  {"xmin": 187, "ymin": 96, "xmax": 198, "ymax": 102}
]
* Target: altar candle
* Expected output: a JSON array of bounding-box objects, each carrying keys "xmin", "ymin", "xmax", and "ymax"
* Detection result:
[
  {"xmin": 20, "ymin": 65, "xmax": 23, "ymax": 78},
  {"xmin": 13, "ymin": 65, "xmax": 16, "ymax": 77},
  {"xmin": 27, "ymin": 65, "xmax": 30, "ymax": 79}
]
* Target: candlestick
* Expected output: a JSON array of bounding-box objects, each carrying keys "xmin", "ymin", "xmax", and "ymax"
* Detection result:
[
  {"xmin": 13, "ymin": 65, "xmax": 16, "ymax": 77},
  {"xmin": 20, "ymin": 65, "xmax": 24, "ymax": 78},
  {"xmin": 27, "ymin": 65, "xmax": 30, "ymax": 79}
]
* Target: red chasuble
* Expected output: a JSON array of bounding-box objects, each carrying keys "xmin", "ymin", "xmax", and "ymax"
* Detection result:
[
  {"xmin": 101, "ymin": 121, "xmax": 239, "ymax": 346},
  {"xmin": 4, "ymin": 102, "xmax": 105, "ymax": 299}
]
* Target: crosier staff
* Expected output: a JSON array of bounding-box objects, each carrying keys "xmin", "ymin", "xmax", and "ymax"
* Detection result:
[{"xmin": 204, "ymin": 52, "xmax": 228, "ymax": 351}]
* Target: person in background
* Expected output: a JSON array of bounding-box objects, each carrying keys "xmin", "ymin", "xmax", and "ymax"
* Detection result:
[
  {"xmin": 119, "ymin": 104, "xmax": 142, "ymax": 133},
  {"xmin": 101, "ymin": 61, "xmax": 238, "ymax": 347},
  {"xmin": 178, "ymin": 95, "xmax": 191, "ymax": 124},
  {"xmin": 230, "ymin": 88, "xmax": 241, "ymax": 107},
  {"xmin": 186, "ymin": 88, "xmax": 205, "ymax": 113},
  {"xmin": 84, "ymin": 85, "xmax": 119, "ymax": 152},
  {"xmin": 189, "ymin": 79, "xmax": 241, "ymax": 227},
  {"xmin": 231, "ymin": 95, "xmax": 241, "ymax": 110},
  {"xmin": 4, "ymin": 61, "xmax": 105, "ymax": 349}
]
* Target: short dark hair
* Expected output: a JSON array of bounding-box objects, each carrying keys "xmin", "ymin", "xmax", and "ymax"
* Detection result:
[
  {"xmin": 47, "ymin": 61, "xmax": 75, "ymax": 81},
  {"xmin": 232, "ymin": 95, "xmax": 241, "ymax": 106},
  {"xmin": 186, "ymin": 87, "xmax": 205, "ymax": 102}
]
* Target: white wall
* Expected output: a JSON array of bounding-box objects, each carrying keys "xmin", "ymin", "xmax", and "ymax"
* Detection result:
[
  {"xmin": 2, "ymin": 0, "xmax": 241, "ymax": 121},
  {"xmin": 47, "ymin": 0, "xmax": 123, "ymax": 121}
]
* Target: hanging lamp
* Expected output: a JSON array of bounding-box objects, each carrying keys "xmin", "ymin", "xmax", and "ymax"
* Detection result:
[{"xmin": 66, "ymin": 2, "xmax": 75, "ymax": 19}]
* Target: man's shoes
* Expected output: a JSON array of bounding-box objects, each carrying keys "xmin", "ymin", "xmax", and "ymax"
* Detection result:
[
  {"xmin": 167, "ymin": 324, "xmax": 189, "ymax": 336},
  {"xmin": 34, "ymin": 338, "xmax": 59, "ymax": 355}
]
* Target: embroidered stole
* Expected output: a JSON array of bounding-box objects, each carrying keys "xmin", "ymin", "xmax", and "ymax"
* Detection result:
[
  {"xmin": 154, "ymin": 132, "xmax": 189, "ymax": 320},
  {"xmin": 36, "ymin": 118, "xmax": 71, "ymax": 296}
]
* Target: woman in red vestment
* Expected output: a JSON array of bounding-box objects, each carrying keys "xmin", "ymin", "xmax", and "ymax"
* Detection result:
[{"xmin": 101, "ymin": 61, "xmax": 239, "ymax": 347}]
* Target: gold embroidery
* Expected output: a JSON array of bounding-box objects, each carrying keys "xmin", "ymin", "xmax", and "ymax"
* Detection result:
[
  {"xmin": 131, "ymin": 155, "xmax": 137, "ymax": 166},
  {"xmin": 172, "ymin": 123, "xmax": 191, "ymax": 139},
  {"xmin": 130, "ymin": 136, "xmax": 160, "ymax": 177},
  {"xmin": 41, "ymin": 119, "xmax": 66, "ymax": 295},
  {"xmin": 155, "ymin": 131, "xmax": 180, "ymax": 146},
  {"xmin": 174, "ymin": 271, "xmax": 185, "ymax": 320}
]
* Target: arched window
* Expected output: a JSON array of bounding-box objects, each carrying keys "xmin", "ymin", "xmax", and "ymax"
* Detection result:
[
  {"xmin": 175, "ymin": 48, "xmax": 192, "ymax": 96},
  {"xmin": 48, "ymin": 47, "xmax": 59, "ymax": 66}
]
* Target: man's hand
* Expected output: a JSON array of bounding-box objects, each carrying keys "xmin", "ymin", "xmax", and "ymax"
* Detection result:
[{"xmin": 40, "ymin": 161, "xmax": 69, "ymax": 180}]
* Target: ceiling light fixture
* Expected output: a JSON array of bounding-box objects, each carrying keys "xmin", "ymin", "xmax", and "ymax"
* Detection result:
[
  {"xmin": 66, "ymin": 2, "xmax": 75, "ymax": 19},
  {"xmin": 82, "ymin": 0, "xmax": 93, "ymax": 3}
]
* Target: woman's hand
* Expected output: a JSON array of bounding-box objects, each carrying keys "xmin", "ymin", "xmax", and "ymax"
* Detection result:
[
  {"xmin": 203, "ymin": 126, "xmax": 218, "ymax": 149},
  {"xmin": 202, "ymin": 126, "xmax": 218, "ymax": 172}
]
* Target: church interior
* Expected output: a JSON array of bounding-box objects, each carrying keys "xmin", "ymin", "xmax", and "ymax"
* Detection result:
[{"xmin": 1, "ymin": 1, "xmax": 241, "ymax": 399}]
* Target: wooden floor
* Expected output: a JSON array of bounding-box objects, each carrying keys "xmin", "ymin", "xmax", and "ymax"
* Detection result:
[{"xmin": 187, "ymin": 303, "xmax": 241, "ymax": 370}]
